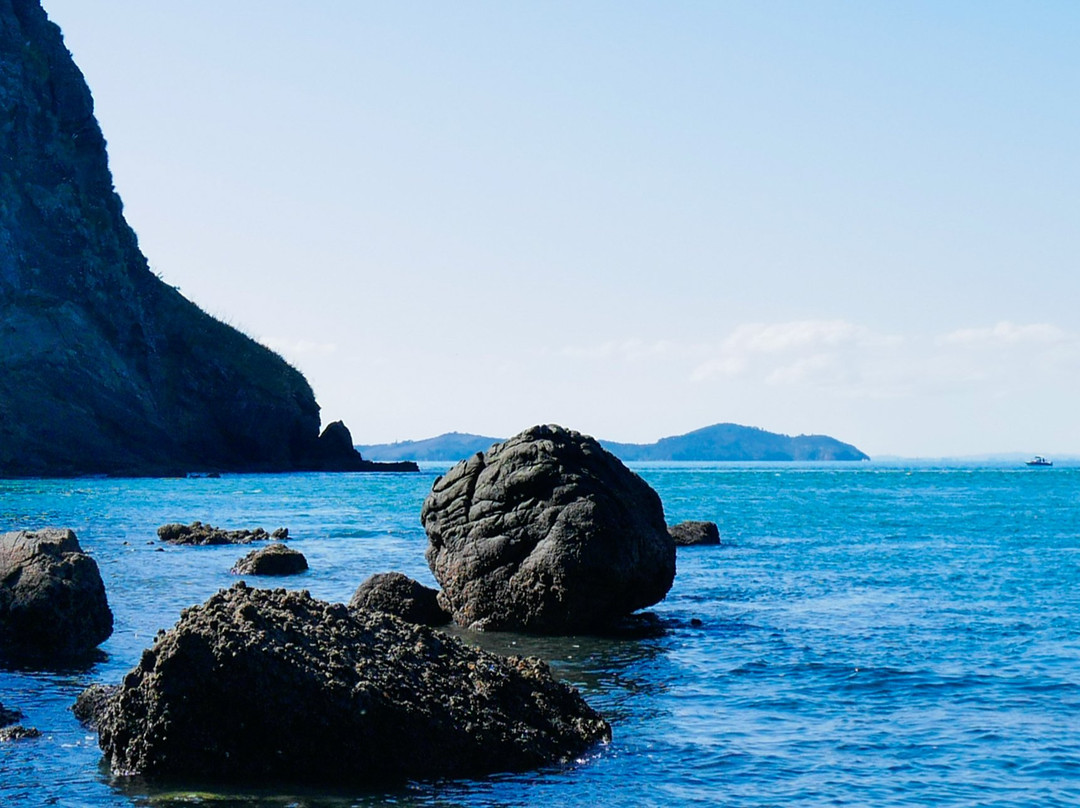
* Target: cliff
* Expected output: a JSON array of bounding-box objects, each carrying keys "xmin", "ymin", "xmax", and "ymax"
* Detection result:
[{"xmin": 0, "ymin": 0, "xmax": 411, "ymax": 476}]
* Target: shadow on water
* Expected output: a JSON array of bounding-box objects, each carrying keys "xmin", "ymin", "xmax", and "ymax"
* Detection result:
[
  {"xmin": 0, "ymin": 646, "xmax": 106, "ymax": 674},
  {"xmin": 110, "ymin": 751, "xmax": 604, "ymax": 808},
  {"xmin": 442, "ymin": 619, "xmax": 691, "ymax": 729},
  {"xmin": 113, "ymin": 774, "xmax": 433, "ymax": 808}
]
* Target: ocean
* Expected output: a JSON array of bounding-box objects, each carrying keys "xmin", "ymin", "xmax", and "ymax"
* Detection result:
[{"xmin": 1, "ymin": 461, "xmax": 1078, "ymax": 807}]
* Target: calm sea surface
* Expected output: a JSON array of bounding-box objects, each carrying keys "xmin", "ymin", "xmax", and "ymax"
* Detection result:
[{"xmin": 1, "ymin": 462, "xmax": 1079, "ymax": 807}]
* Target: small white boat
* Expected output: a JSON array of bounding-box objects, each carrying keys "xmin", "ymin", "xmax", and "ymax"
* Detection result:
[{"xmin": 1025, "ymin": 456, "xmax": 1053, "ymax": 467}]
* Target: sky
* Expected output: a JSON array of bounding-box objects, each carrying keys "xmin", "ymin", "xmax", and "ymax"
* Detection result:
[{"xmin": 41, "ymin": 1, "xmax": 1080, "ymax": 457}]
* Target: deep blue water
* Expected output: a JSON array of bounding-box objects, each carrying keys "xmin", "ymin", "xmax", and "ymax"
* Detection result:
[{"xmin": 2, "ymin": 462, "xmax": 1079, "ymax": 807}]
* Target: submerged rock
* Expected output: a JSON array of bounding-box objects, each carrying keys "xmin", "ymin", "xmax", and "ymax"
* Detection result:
[
  {"xmin": 348, "ymin": 572, "xmax": 450, "ymax": 626},
  {"xmin": 157, "ymin": 522, "xmax": 288, "ymax": 546},
  {"xmin": 422, "ymin": 424, "xmax": 676, "ymax": 633},
  {"xmin": 0, "ymin": 529, "xmax": 113, "ymax": 656},
  {"xmin": 230, "ymin": 543, "xmax": 308, "ymax": 576},
  {"xmin": 0, "ymin": 701, "xmax": 22, "ymax": 727},
  {"xmin": 96, "ymin": 583, "xmax": 609, "ymax": 783},
  {"xmin": 669, "ymin": 521, "xmax": 721, "ymax": 546}
]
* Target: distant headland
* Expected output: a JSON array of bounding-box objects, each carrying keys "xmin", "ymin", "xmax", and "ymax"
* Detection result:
[{"xmin": 357, "ymin": 423, "xmax": 870, "ymax": 463}]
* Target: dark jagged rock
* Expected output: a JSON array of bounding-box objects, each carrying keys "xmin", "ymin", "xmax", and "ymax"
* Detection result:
[
  {"xmin": 309, "ymin": 421, "xmax": 419, "ymax": 472},
  {"xmin": 72, "ymin": 684, "xmax": 119, "ymax": 729},
  {"xmin": 0, "ymin": 0, "xmax": 411, "ymax": 478},
  {"xmin": 0, "ymin": 701, "xmax": 22, "ymax": 727},
  {"xmin": 95, "ymin": 583, "xmax": 609, "ymax": 783},
  {"xmin": 0, "ymin": 529, "xmax": 113, "ymax": 656},
  {"xmin": 156, "ymin": 522, "xmax": 286, "ymax": 546},
  {"xmin": 669, "ymin": 520, "xmax": 721, "ymax": 546},
  {"xmin": 348, "ymin": 572, "xmax": 450, "ymax": 626},
  {"xmin": 422, "ymin": 424, "xmax": 676, "ymax": 633},
  {"xmin": 0, "ymin": 725, "xmax": 40, "ymax": 741},
  {"xmin": 230, "ymin": 543, "xmax": 308, "ymax": 576}
]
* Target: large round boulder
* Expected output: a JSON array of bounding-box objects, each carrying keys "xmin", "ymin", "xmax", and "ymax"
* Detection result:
[
  {"xmin": 422, "ymin": 424, "xmax": 675, "ymax": 633},
  {"xmin": 95, "ymin": 583, "xmax": 609, "ymax": 783},
  {"xmin": 0, "ymin": 529, "xmax": 113, "ymax": 656}
]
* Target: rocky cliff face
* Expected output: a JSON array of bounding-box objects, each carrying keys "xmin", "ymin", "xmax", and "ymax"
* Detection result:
[{"xmin": 0, "ymin": 0, "xmax": 385, "ymax": 476}]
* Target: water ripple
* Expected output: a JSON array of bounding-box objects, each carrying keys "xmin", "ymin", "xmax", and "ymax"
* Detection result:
[{"xmin": 2, "ymin": 466, "xmax": 1080, "ymax": 806}]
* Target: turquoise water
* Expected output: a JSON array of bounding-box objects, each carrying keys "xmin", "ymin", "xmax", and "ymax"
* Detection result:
[{"xmin": 2, "ymin": 462, "xmax": 1079, "ymax": 806}]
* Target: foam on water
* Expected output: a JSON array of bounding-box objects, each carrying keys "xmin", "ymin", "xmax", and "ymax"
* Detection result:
[{"xmin": 1, "ymin": 462, "xmax": 1079, "ymax": 806}]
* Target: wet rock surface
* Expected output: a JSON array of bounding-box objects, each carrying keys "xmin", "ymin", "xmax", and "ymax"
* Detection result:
[
  {"xmin": 72, "ymin": 684, "xmax": 120, "ymax": 729},
  {"xmin": 348, "ymin": 572, "xmax": 450, "ymax": 626},
  {"xmin": 157, "ymin": 522, "xmax": 288, "ymax": 546},
  {"xmin": 669, "ymin": 521, "xmax": 721, "ymax": 546},
  {"xmin": 0, "ymin": 529, "xmax": 113, "ymax": 656},
  {"xmin": 230, "ymin": 543, "xmax": 308, "ymax": 576},
  {"xmin": 0, "ymin": 724, "xmax": 41, "ymax": 741},
  {"xmin": 422, "ymin": 424, "xmax": 676, "ymax": 633},
  {"xmin": 95, "ymin": 583, "xmax": 610, "ymax": 783}
]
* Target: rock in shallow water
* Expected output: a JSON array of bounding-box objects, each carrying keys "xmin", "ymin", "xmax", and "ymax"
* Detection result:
[
  {"xmin": 0, "ymin": 725, "xmax": 41, "ymax": 741},
  {"xmin": 348, "ymin": 571, "xmax": 450, "ymax": 626},
  {"xmin": 669, "ymin": 520, "xmax": 721, "ymax": 546},
  {"xmin": 422, "ymin": 424, "xmax": 676, "ymax": 633},
  {"xmin": 157, "ymin": 521, "xmax": 288, "ymax": 546},
  {"xmin": 96, "ymin": 583, "xmax": 609, "ymax": 783},
  {"xmin": 230, "ymin": 543, "xmax": 308, "ymax": 576},
  {"xmin": 0, "ymin": 529, "xmax": 113, "ymax": 656}
]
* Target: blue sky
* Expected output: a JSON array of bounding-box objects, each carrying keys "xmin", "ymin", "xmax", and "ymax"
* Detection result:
[{"xmin": 42, "ymin": 1, "xmax": 1080, "ymax": 456}]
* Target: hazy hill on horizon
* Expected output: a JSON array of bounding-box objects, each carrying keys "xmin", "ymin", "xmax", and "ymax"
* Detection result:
[
  {"xmin": 357, "ymin": 423, "xmax": 870, "ymax": 463},
  {"xmin": 357, "ymin": 432, "xmax": 503, "ymax": 463}
]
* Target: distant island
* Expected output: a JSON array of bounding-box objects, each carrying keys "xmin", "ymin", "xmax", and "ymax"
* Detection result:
[{"xmin": 357, "ymin": 423, "xmax": 870, "ymax": 463}]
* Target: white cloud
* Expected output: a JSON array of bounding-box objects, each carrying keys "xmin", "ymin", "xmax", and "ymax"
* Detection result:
[
  {"xmin": 549, "ymin": 320, "xmax": 1079, "ymax": 404},
  {"xmin": 765, "ymin": 353, "xmax": 844, "ymax": 386},
  {"xmin": 691, "ymin": 319, "xmax": 903, "ymax": 391},
  {"xmin": 938, "ymin": 321, "xmax": 1069, "ymax": 346},
  {"xmin": 720, "ymin": 319, "xmax": 896, "ymax": 355}
]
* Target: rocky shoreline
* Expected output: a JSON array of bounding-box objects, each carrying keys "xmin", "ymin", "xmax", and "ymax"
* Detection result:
[{"xmin": 2, "ymin": 424, "xmax": 730, "ymax": 782}]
